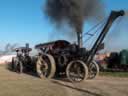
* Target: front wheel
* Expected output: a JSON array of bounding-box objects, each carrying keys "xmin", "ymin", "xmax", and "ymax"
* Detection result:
[
  {"xmin": 88, "ymin": 61, "xmax": 99, "ymax": 79},
  {"xmin": 11, "ymin": 57, "xmax": 16, "ymax": 71},
  {"xmin": 66, "ymin": 60, "xmax": 88, "ymax": 82},
  {"xmin": 12, "ymin": 57, "xmax": 23, "ymax": 73}
]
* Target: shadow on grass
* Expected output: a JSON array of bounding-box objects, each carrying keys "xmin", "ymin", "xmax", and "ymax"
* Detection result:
[
  {"xmin": 5, "ymin": 63, "xmax": 103, "ymax": 96},
  {"xmin": 51, "ymin": 80, "xmax": 102, "ymax": 96},
  {"xmin": 6, "ymin": 63, "xmax": 39, "ymax": 78}
]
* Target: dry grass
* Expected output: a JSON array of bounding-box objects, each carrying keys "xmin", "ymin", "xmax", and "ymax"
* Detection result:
[
  {"xmin": 100, "ymin": 72, "xmax": 128, "ymax": 77},
  {"xmin": 0, "ymin": 66, "xmax": 67, "ymax": 96},
  {"xmin": 0, "ymin": 65, "xmax": 128, "ymax": 96}
]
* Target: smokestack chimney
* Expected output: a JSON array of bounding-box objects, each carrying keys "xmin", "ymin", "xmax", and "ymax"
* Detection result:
[
  {"xmin": 77, "ymin": 32, "xmax": 83, "ymax": 48},
  {"xmin": 26, "ymin": 43, "xmax": 29, "ymax": 49},
  {"xmin": 26, "ymin": 43, "xmax": 29, "ymax": 53}
]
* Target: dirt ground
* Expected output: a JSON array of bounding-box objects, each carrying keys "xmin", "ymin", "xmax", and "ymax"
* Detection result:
[{"xmin": 0, "ymin": 66, "xmax": 128, "ymax": 96}]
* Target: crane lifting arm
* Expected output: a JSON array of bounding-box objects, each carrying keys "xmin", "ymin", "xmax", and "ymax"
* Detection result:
[{"xmin": 86, "ymin": 10, "xmax": 125, "ymax": 64}]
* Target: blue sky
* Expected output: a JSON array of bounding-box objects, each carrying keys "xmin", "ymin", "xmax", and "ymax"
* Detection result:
[{"xmin": 0, "ymin": 0, "xmax": 128, "ymax": 52}]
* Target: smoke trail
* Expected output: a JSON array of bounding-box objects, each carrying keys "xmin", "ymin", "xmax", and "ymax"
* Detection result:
[
  {"xmin": 45, "ymin": 0, "xmax": 104, "ymax": 36},
  {"xmin": 0, "ymin": 43, "xmax": 18, "ymax": 55}
]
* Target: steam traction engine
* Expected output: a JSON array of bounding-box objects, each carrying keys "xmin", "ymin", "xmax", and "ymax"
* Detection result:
[
  {"xmin": 11, "ymin": 44, "xmax": 37, "ymax": 73},
  {"xmin": 35, "ymin": 40, "xmax": 94, "ymax": 81},
  {"xmin": 11, "ymin": 10, "xmax": 125, "ymax": 82},
  {"xmin": 35, "ymin": 10, "xmax": 125, "ymax": 82}
]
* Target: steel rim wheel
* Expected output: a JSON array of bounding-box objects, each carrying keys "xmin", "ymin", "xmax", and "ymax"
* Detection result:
[
  {"xmin": 11, "ymin": 57, "xmax": 15, "ymax": 71},
  {"xmin": 88, "ymin": 61, "xmax": 99, "ymax": 79},
  {"xmin": 14, "ymin": 57, "xmax": 23, "ymax": 73},
  {"xmin": 66, "ymin": 60, "xmax": 88, "ymax": 82},
  {"xmin": 36, "ymin": 54, "xmax": 56, "ymax": 79}
]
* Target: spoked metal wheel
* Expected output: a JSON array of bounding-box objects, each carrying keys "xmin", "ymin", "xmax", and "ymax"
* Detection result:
[
  {"xmin": 36, "ymin": 54, "xmax": 56, "ymax": 79},
  {"xmin": 88, "ymin": 61, "xmax": 99, "ymax": 79},
  {"xmin": 66, "ymin": 60, "xmax": 88, "ymax": 82},
  {"xmin": 12, "ymin": 57, "xmax": 23, "ymax": 73},
  {"xmin": 11, "ymin": 57, "xmax": 16, "ymax": 71}
]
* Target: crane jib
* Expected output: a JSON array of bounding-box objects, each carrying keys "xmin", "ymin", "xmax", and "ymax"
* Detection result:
[{"xmin": 86, "ymin": 10, "xmax": 125, "ymax": 64}]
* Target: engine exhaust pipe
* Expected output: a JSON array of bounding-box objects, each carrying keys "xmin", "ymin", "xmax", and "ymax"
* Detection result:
[{"xmin": 77, "ymin": 32, "xmax": 83, "ymax": 48}]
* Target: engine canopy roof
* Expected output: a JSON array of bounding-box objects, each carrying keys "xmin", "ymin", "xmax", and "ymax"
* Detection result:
[{"xmin": 35, "ymin": 40, "xmax": 71, "ymax": 50}]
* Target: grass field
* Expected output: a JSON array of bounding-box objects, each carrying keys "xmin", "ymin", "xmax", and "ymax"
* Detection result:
[
  {"xmin": 0, "ymin": 65, "xmax": 128, "ymax": 96},
  {"xmin": 0, "ymin": 66, "xmax": 67, "ymax": 96},
  {"xmin": 100, "ymin": 72, "xmax": 128, "ymax": 77}
]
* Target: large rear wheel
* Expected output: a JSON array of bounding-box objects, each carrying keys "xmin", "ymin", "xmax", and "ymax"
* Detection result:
[
  {"xmin": 66, "ymin": 60, "xmax": 88, "ymax": 82},
  {"xmin": 36, "ymin": 54, "xmax": 56, "ymax": 79}
]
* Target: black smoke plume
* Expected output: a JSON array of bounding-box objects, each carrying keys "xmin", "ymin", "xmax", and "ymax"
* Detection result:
[{"xmin": 45, "ymin": 0, "xmax": 104, "ymax": 35}]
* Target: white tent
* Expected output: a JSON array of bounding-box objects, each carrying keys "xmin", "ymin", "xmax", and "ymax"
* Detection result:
[{"xmin": 0, "ymin": 55, "xmax": 16, "ymax": 64}]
